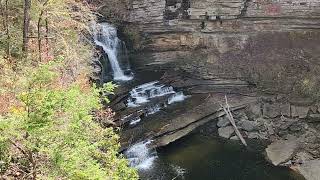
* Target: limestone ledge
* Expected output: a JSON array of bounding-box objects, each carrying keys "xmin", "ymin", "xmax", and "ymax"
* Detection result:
[{"xmin": 124, "ymin": 0, "xmax": 320, "ymax": 52}]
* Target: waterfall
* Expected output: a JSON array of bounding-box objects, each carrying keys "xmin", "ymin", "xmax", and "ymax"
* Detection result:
[
  {"xmin": 127, "ymin": 81, "xmax": 189, "ymax": 108},
  {"xmin": 124, "ymin": 81, "xmax": 189, "ymax": 126},
  {"xmin": 145, "ymin": 104, "xmax": 162, "ymax": 116},
  {"xmin": 127, "ymin": 81, "xmax": 176, "ymax": 108},
  {"xmin": 125, "ymin": 141, "xmax": 157, "ymax": 170},
  {"xmin": 92, "ymin": 23, "xmax": 133, "ymax": 81}
]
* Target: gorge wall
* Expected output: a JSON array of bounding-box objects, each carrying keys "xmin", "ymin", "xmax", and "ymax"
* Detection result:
[
  {"xmin": 125, "ymin": 0, "xmax": 320, "ymax": 51},
  {"xmin": 120, "ymin": 0, "xmax": 320, "ymax": 96}
]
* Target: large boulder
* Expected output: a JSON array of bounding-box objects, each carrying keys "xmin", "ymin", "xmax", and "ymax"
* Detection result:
[
  {"xmin": 308, "ymin": 114, "xmax": 320, "ymax": 123},
  {"xmin": 265, "ymin": 136, "xmax": 299, "ymax": 166},
  {"xmin": 291, "ymin": 105, "xmax": 309, "ymax": 119},
  {"xmin": 263, "ymin": 103, "xmax": 280, "ymax": 118},
  {"xmin": 245, "ymin": 103, "xmax": 261, "ymax": 120},
  {"xmin": 239, "ymin": 120, "xmax": 257, "ymax": 132},
  {"xmin": 218, "ymin": 126, "xmax": 234, "ymax": 139},
  {"xmin": 217, "ymin": 116, "xmax": 230, "ymax": 127},
  {"xmin": 296, "ymin": 159, "xmax": 320, "ymax": 180}
]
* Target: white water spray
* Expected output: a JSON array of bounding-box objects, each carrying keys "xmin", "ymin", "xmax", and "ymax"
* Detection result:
[
  {"xmin": 125, "ymin": 141, "xmax": 157, "ymax": 170},
  {"xmin": 92, "ymin": 23, "xmax": 133, "ymax": 81},
  {"xmin": 168, "ymin": 92, "xmax": 188, "ymax": 105},
  {"xmin": 127, "ymin": 81, "xmax": 176, "ymax": 108}
]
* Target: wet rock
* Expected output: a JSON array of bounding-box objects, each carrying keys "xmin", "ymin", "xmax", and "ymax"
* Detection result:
[
  {"xmin": 247, "ymin": 132, "xmax": 260, "ymax": 139},
  {"xmin": 308, "ymin": 114, "xmax": 320, "ymax": 122},
  {"xmin": 289, "ymin": 123, "xmax": 303, "ymax": 132},
  {"xmin": 309, "ymin": 106, "xmax": 318, "ymax": 114},
  {"xmin": 296, "ymin": 159, "xmax": 320, "ymax": 180},
  {"xmin": 278, "ymin": 116, "xmax": 299, "ymax": 130},
  {"xmin": 280, "ymin": 104, "xmax": 291, "ymax": 117},
  {"xmin": 218, "ymin": 126, "xmax": 234, "ymax": 139},
  {"xmin": 217, "ymin": 116, "xmax": 230, "ymax": 127},
  {"xmin": 265, "ymin": 136, "xmax": 299, "ymax": 166},
  {"xmin": 245, "ymin": 103, "xmax": 261, "ymax": 120},
  {"xmin": 230, "ymin": 136, "xmax": 239, "ymax": 141},
  {"xmin": 235, "ymin": 112, "xmax": 249, "ymax": 121},
  {"xmin": 267, "ymin": 125, "xmax": 275, "ymax": 136},
  {"xmin": 295, "ymin": 152, "xmax": 313, "ymax": 164},
  {"xmin": 112, "ymin": 102, "xmax": 127, "ymax": 111},
  {"xmin": 263, "ymin": 103, "xmax": 280, "ymax": 118},
  {"xmin": 317, "ymin": 105, "xmax": 320, "ymax": 114},
  {"xmin": 289, "ymin": 97, "xmax": 314, "ymax": 106},
  {"xmin": 149, "ymin": 95, "xmax": 255, "ymax": 148},
  {"xmin": 239, "ymin": 120, "xmax": 257, "ymax": 132},
  {"xmin": 291, "ymin": 105, "xmax": 309, "ymax": 119}
]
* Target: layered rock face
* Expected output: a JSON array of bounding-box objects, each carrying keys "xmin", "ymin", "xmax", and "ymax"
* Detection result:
[
  {"xmin": 124, "ymin": 0, "xmax": 320, "ymax": 96},
  {"xmin": 126, "ymin": 0, "xmax": 320, "ymax": 51}
]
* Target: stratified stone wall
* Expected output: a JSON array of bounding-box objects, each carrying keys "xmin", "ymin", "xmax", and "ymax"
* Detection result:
[
  {"xmin": 129, "ymin": 0, "xmax": 166, "ymax": 23},
  {"xmin": 188, "ymin": 0, "xmax": 246, "ymax": 20},
  {"xmin": 126, "ymin": 0, "xmax": 320, "ymax": 52},
  {"xmin": 246, "ymin": 0, "xmax": 320, "ymax": 18},
  {"xmin": 121, "ymin": 0, "xmax": 320, "ymax": 91}
]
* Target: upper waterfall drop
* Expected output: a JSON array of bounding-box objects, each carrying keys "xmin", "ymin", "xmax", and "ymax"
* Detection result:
[{"xmin": 92, "ymin": 23, "xmax": 133, "ymax": 81}]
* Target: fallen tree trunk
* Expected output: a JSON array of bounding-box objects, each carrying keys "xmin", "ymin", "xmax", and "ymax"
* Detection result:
[{"xmin": 220, "ymin": 95, "xmax": 247, "ymax": 146}]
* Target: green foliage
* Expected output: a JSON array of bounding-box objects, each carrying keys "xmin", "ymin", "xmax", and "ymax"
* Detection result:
[
  {"xmin": 0, "ymin": 139, "xmax": 10, "ymax": 173},
  {"xmin": 0, "ymin": 0, "xmax": 138, "ymax": 179},
  {"xmin": 0, "ymin": 61, "xmax": 138, "ymax": 179}
]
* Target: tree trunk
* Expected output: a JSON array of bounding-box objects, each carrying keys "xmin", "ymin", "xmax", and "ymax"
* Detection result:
[
  {"xmin": 37, "ymin": 10, "xmax": 44, "ymax": 61},
  {"xmin": 22, "ymin": 0, "xmax": 31, "ymax": 53},
  {"xmin": 1, "ymin": 0, "xmax": 10, "ymax": 59},
  {"xmin": 45, "ymin": 16, "xmax": 49, "ymax": 58},
  {"xmin": 5, "ymin": 0, "xmax": 10, "ymax": 59},
  {"xmin": 37, "ymin": 0, "xmax": 50, "ymax": 61}
]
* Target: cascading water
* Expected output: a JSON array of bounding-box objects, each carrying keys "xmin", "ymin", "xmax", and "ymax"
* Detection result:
[
  {"xmin": 127, "ymin": 81, "xmax": 178, "ymax": 108},
  {"xmin": 129, "ymin": 116, "xmax": 141, "ymax": 125},
  {"xmin": 168, "ymin": 92, "xmax": 189, "ymax": 105},
  {"xmin": 145, "ymin": 104, "xmax": 162, "ymax": 116},
  {"xmin": 125, "ymin": 81, "xmax": 189, "ymax": 125},
  {"xmin": 92, "ymin": 23, "xmax": 133, "ymax": 81},
  {"xmin": 125, "ymin": 141, "xmax": 157, "ymax": 170}
]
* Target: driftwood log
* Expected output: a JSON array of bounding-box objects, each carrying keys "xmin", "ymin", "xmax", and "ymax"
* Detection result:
[{"xmin": 220, "ymin": 95, "xmax": 247, "ymax": 146}]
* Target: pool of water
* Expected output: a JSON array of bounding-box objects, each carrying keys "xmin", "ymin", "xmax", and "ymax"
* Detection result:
[{"xmin": 137, "ymin": 131, "xmax": 305, "ymax": 180}]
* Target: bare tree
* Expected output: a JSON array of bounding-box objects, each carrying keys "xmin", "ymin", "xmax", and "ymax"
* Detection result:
[
  {"xmin": 1, "ymin": 0, "xmax": 10, "ymax": 59},
  {"xmin": 22, "ymin": 0, "xmax": 31, "ymax": 53}
]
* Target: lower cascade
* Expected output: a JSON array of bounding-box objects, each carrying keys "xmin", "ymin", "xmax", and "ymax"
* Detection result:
[
  {"xmin": 168, "ymin": 92, "xmax": 189, "ymax": 105},
  {"xmin": 127, "ymin": 81, "xmax": 187, "ymax": 108},
  {"xmin": 125, "ymin": 81, "xmax": 189, "ymax": 125},
  {"xmin": 124, "ymin": 141, "xmax": 157, "ymax": 170},
  {"xmin": 92, "ymin": 22, "xmax": 133, "ymax": 81}
]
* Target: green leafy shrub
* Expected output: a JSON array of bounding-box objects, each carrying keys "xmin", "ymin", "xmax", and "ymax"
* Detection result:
[{"xmin": 0, "ymin": 61, "xmax": 138, "ymax": 179}]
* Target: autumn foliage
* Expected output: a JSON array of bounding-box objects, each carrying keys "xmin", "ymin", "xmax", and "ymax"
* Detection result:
[{"xmin": 0, "ymin": 0, "xmax": 138, "ymax": 179}]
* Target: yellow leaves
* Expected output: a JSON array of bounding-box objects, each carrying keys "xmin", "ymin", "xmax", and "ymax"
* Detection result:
[
  {"xmin": 0, "ymin": 93, "xmax": 20, "ymax": 115},
  {"xmin": 9, "ymin": 106, "xmax": 25, "ymax": 116}
]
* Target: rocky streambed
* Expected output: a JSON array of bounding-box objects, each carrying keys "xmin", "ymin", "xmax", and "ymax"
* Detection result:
[{"xmin": 102, "ymin": 56, "xmax": 320, "ymax": 179}]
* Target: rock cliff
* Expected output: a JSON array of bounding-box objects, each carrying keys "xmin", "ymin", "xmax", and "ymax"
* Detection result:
[
  {"xmin": 125, "ymin": 0, "xmax": 320, "ymax": 51},
  {"xmin": 119, "ymin": 0, "xmax": 320, "ymax": 96}
]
